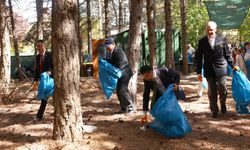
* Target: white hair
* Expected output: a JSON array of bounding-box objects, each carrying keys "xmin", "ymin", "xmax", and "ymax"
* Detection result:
[{"xmin": 207, "ymin": 21, "xmax": 217, "ymax": 29}]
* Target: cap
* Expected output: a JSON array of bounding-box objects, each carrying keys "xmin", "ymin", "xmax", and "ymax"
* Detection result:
[{"xmin": 105, "ymin": 37, "xmax": 114, "ymax": 46}]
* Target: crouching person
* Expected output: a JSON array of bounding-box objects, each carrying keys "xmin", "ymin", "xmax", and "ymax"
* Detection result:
[{"xmin": 140, "ymin": 65, "xmax": 185, "ymax": 122}]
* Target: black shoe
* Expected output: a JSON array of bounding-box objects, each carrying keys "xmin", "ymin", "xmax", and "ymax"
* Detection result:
[
  {"xmin": 116, "ymin": 109, "xmax": 126, "ymax": 114},
  {"xmin": 212, "ymin": 112, "xmax": 218, "ymax": 118},
  {"xmin": 221, "ymin": 105, "xmax": 227, "ymax": 114}
]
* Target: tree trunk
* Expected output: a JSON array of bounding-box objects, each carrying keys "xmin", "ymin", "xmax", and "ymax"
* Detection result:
[
  {"xmin": 111, "ymin": 0, "xmax": 118, "ymax": 30},
  {"xmin": 87, "ymin": 0, "xmax": 92, "ymax": 54},
  {"xmin": 52, "ymin": 0, "xmax": 84, "ymax": 141},
  {"xmin": 180, "ymin": 0, "xmax": 188, "ymax": 74},
  {"xmin": 118, "ymin": 0, "xmax": 123, "ymax": 32},
  {"xmin": 164, "ymin": 0, "xmax": 175, "ymax": 69},
  {"xmin": 98, "ymin": 0, "xmax": 103, "ymax": 38},
  {"xmin": 36, "ymin": 0, "xmax": 44, "ymax": 40},
  {"xmin": 8, "ymin": 0, "xmax": 21, "ymax": 80},
  {"xmin": 127, "ymin": 0, "xmax": 143, "ymax": 105},
  {"xmin": 146, "ymin": 0, "xmax": 157, "ymax": 68},
  {"xmin": 104, "ymin": 0, "xmax": 110, "ymax": 37},
  {"xmin": 0, "ymin": 0, "xmax": 11, "ymax": 94}
]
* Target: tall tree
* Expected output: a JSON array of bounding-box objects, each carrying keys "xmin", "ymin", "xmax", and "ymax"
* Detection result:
[
  {"xmin": 180, "ymin": 0, "xmax": 188, "ymax": 74},
  {"xmin": 104, "ymin": 0, "xmax": 110, "ymax": 37},
  {"xmin": 8, "ymin": 0, "xmax": 21, "ymax": 80},
  {"xmin": 36, "ymin": 0, "xmax": 44, "ymax": 40},
  {"xmin": 164, "ymin": 0, "xmax": 175, "ymax": 69},
  {"xmin": 0, "ymin": 0, "xmax": 11, "ymax": 94},
  {"xmin": 127, "ymin": 0, "xmax": 143, "ymax": 104},
  {"xmin": 52, "ymin": 0, "xmax": 84, "ymax": 141},
  {"xmin": 146, "ymin": 0, "xmax": 157, "ymax": 67},
  {"xmin": 118, "ymin": 0, "xmax": 123, "ymax": 32},
  {"xmin": 86, "ymin": 0, "xmax": 92, "ymax": 54}
]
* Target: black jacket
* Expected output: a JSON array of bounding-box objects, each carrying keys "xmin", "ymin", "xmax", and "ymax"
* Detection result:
[
  {"xmin": 196, "ymin": 35, "xmax": 234, "ymax": 78},
  {"xmin": 143, "ymin": 67, "xmax": 180, "ymax": 107},
  {"xmin": 107, "ymin": 47, "xmax": 133, "ymax": 79},
  {"xmin": 34, "ymin": 51, "xmax": 53, "ymax": 81}
]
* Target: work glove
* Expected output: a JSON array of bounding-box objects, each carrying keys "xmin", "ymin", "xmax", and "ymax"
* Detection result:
[
  {"xmin": 31, "ymin": 81, "xmax": 38, "ymax": 90},
  {"xmin": 140, "ymin": 111, "xmax": 148, "ymax": 124},
  {"xmin": 198, "ymin": 74, "xmax": 202, "ymax": 82}
]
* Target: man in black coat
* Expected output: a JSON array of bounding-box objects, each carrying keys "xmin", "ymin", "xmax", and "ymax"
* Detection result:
[
  {"xmin": 32, "ymin": 40, "xmax": 53, "ymax": 121},
  {"xmin": 196, "ymin": 21, "xmax": 237, "ymax": 118},
  {"xmin": 104, "ymin": 37, "xmax": 135, "ymax": 114},
  {"xmin": 139, "ymin": 65, "xmax": 180, "ymax": 122}
]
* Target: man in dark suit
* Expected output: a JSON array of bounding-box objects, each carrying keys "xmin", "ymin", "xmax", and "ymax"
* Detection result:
[
  {"xmin": 139, "ymin": 65, "xmax": 180, "ymax": 122},
  {"xmin": 104, "ymin": 37, "xmax": 135, "ymax": 114},
  {"xmin": 196, "ymin": 21, "xmax": 237, "ymax": 118},
  {"xmin": 32, "ymin": 39, "xmax": 53, "ymax": 121}
]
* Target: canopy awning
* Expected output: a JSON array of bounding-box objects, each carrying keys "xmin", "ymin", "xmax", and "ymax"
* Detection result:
[{"xmin": 204, "ymin": 0, "xmax": 250, "ymax": 30}]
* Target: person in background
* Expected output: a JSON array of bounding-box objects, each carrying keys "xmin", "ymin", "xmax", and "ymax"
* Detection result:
[
  {"xmin": 242, "ymin": 42, "xmax": 250, "ymax": 80},
  {"xmin": 196, "ymin": 21, "xmax": 238, "ymax": 118},
  {"xmin": 139, "ymin": 65, "xmax": 180, "ymax": 122},
  {"xmin": 104, "ymin": 37, "xmax": 135, "ymax": 114},
  {"xmin": 32, "ymin": 40, "xmax": 53, "ymax": 121}
]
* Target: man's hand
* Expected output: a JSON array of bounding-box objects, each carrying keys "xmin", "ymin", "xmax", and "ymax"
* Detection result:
[
  {"xmin": 198, "ymin": 74, "xmax": 202, "ymax": 81},
  {"xmin": 31, "ymin": 81, "xmax": 38, "ymax": 90},
  {"xmin": 173, "ymin": 83, "xmax": 179, "ymax": 92},
  {"xmin": 233, "ymin": 66, "xmax": 239, "ymax": 71},
  {"xmin": 140, "ymin": 111, "xmax": 147, "ymax": 124}
]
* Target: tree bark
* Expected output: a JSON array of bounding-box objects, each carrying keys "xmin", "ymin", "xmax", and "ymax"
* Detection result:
[
  {"xmin": 118, "ymin": 0, "xmax": 123, "ymax": 32},
  {"xmin": 104, "ymin": 0, "xmax": 110, "ymax": 37},
  {"xmin": 146, "ymin": 0, "xmax": 157, "ymax": 68},
  {"xmin": 127, "ymin": 0, "xmax": 143, "ymax": 105},
  {"xmin": 36, "ymin": 0, "xmax": 44, "ymax": 40},
  {"xmin": 87, "ymin": 0, "xmax": 92, "ymax": 54},
  {"xmin": 52, "ymin": 0, "xmax": 84, "ymax": 141},
  {"xmin": 164, "ymin": 0, "xmax": 175, "ymax": 69},
  {"xmin": 0, "ymin": 0, "xmax": 11, "ymax": 94},
  {"xmin": 8, "ymin": 0, "xmax": 21, "ymax": 80},
  {"xmin": 180, "ymin": 0, "xmax": 188, "ymax": 74}
]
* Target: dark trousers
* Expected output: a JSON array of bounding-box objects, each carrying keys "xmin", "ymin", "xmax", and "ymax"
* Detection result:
[
  {"xmin": 36, "ymin": 100, "xmax": 48, "ymax": 119},
  {"xmin": 116, "ymin": 74, "xmax": 134, "ymax": 111},
  {"xmin": 206, "ymin": 76, "xmax": 227, "ymax": 113}
]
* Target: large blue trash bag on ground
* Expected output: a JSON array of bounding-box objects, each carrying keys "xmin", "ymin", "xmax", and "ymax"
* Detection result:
[
  {"xmin": 150, "ymin": 84, "xmax": 192, "ymax": 138},
  {"xmin": 37, "ymin": 72, "xmax": 54, "ymax": 100},
  {"xmin": 98, "ymin": 57, "xmax": 122, "ymax": 99},
  {"xmin": 232, "ymin": 69, "xmax": 250, "ymax": 114}
]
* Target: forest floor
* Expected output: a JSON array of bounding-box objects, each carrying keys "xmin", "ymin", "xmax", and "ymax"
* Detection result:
[{"xmin": 0, "ymin": 73, "xmax": 250, "ymax": 150}]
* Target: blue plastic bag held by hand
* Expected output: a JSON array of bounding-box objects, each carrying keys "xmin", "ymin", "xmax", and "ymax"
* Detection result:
[
  {"xmin": 37, "ymin": 72, "xmax": 54, "ymax": 100},
  {"xmin": 98, "ymin": 57, "xmax": 122, "ymax": 99},
  {"xmin": 150, "ymin": 84, "xmax": 192, "ymax": 138},
  {"xmin": 232, "ymin": 69, "xmax": 250, "ymax": 114}
]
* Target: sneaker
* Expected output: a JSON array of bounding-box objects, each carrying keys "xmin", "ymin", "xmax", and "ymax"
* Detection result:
[{"xmin": 221, "ymin": 105, "xmax": 227, "ymax": 114}]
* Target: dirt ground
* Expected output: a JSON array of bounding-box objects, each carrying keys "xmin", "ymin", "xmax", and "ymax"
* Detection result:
[{"xmin": 0, "ymin": 73, "xmax": 250, "ymax": 150}]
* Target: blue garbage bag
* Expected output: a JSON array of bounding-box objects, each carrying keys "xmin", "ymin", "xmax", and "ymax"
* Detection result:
[
  {"xmin": 150, "ymin": 84, "xmax": 192, "ymax": 138},
  {"xmin": 201, "ymin": 68, "xmax": 208, "ymax": 89},
  {"xmin": 245, "ymin": 60, "xmax": 250, "ymax": 80},
  {"xmin": 202, "ymin": 78, "xmax": 208, "ymax": 89},
  {"xmin": 37, "ymin": 72, "xmax": 54, "ymax": 100},
  {"xmin": 232, "ymin": 69, "xmax": 250, "ymax": 104},
  {"xmin": 98, "ymin": 57, "xmax": 122, "ymax": 99},
  {"xmin": 232, "ymin": 69, "xmax": 250, "ymax": 114},
  {"xmin": 236, "ymin": 103, "xmax": 249, "ymax": 114},
  {"xmin": 227, "ymin": 63, "xmax": 232, "ymax": 76}
]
